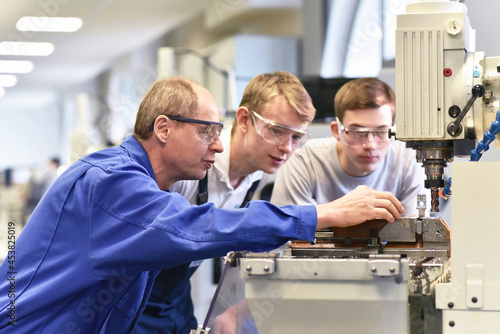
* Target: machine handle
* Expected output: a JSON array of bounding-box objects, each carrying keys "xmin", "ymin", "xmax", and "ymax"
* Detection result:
[{"xmin": 447, "ymin": 84, "xmax": 485, "ymax": 137}]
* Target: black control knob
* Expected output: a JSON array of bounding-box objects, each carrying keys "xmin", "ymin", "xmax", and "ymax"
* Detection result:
[{"xmin": 471, "ymin": 84, "xmax": 485, "ymax": 98}]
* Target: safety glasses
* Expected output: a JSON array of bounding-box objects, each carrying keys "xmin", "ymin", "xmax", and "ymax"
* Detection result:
[
  {"xmin": 250, "ymin": 110, "xmax": 309, "ymax": 149},
  {"xmin": 337, "ymin": 118, "xmax": 393, "ymax": 147},
  {"xmin": 148, "ymin": 116, "xmax": 224, "ymax": 144}
]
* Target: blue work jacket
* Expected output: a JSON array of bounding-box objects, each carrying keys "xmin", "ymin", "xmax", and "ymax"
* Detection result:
[{"xmin": 0, "ymin": 135, "xmax": 316, "ymax": 333}]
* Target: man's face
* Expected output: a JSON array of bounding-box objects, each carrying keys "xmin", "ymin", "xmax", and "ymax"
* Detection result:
[
  {"xmin": 168, "ymin": 85, "xmax": 224, "ymax": 181},
  {"xmin": 331, "ymin": 106, "xmax": 393, "ymax": 177},
  {"xmin": 244, "ymin": 96, "xmax": 309, "ymax": 174}
]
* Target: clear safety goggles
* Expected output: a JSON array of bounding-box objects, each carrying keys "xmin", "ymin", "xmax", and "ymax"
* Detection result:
[
  {"xmin": 337, "ymin": 118, "xmax": 394, "ymax": 147},
  {"xmin": 250, "ymin": 110, "xmax": 309, "ymax": 149}
]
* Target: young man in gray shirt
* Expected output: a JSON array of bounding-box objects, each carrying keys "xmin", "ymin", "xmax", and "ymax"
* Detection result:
[{"xmin": 271, "ymin": 77, "xmax": 425, "ymax": 216}]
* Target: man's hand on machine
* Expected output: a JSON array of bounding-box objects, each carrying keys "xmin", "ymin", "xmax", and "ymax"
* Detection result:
[{"xmin": 315, "ymin": 185, "xmax": 405, "ymax": 230}]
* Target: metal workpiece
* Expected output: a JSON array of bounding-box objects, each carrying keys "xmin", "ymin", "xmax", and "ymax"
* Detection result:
[
  {"xmin": 378, "ymin": 218, "xmax": 416, "ymax": 242},
  {"xmin": 417, "ymin": 194, "xmax": 427, "ymax": 218},
  {"xmin": 383, "ymin": 217, "xmax": 450, "ymax": 243}
]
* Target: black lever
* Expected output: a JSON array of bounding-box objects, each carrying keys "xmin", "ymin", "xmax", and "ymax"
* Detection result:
[{"xmin": 447, "ymin": 84, "xmax": 485, "ymax": 137}]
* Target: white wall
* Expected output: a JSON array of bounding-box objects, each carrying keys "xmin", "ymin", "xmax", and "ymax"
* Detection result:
[{"xmin": 0, "ymin": 103, "xmax": 60, "ymax": 169}]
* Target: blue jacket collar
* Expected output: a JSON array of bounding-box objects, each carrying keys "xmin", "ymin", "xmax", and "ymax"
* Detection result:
[{"xmin": 120, "ymin": 135, "xmax": 157, "ymax": 183}]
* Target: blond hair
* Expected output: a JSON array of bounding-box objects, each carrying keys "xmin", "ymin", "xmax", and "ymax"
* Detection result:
[{"xmin": 235, "ymin": 71, "xmax": 316, "ymax": 127}]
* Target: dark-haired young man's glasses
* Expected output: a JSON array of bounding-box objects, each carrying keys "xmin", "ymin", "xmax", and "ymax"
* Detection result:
[{"xmin": 336, "ymin": 118, "xmax": 394, "ymax": 147}]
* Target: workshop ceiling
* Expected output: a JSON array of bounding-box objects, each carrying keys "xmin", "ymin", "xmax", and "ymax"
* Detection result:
[{"xmin": 0, "ymin": 0, "xmax": 207, "ymax": 111}]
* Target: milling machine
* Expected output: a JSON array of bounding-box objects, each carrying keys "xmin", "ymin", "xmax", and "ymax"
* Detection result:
[
  {"xmin": 395, "ymin": 0, "xmax": 500, "ymax": 213},
  {"xmin": 395, "ymin": 1, "xmax": 500, "ymax": 333}
]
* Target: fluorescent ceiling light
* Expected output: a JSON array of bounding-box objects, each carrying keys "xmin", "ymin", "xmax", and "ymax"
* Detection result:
[
  {"xmin": 17, "ymin": 17, "xmax": 83, "ymax": 32},
  {"xmin": 0, "ymin": 75, "xmax": 17, "ymax": 87},
  {"xmin": 0, "ymin": 42, "xmax": 54, "ymax": 56},
  {"xmin": 0, "ymin": 87, "xmax": 5, "ymax": 98},
  {"xmin": 0, "ymin": 60, "xmax": 34, "ymax": 73}
]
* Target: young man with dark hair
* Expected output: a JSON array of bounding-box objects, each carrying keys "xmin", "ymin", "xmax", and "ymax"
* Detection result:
[{"xmin": 271, "ymin": 77, "xmax": 425, "ymax": 216}]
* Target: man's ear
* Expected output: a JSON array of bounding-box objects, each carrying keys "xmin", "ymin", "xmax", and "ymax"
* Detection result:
[
  {"xmin": 236, "ymin": 107, "xmax": 251, "ymax": 133},
  {"xmin": 154, "ymin": 116, "xmax": 170, "ymax": 143},
  {"xmin": 330, "ymin": 120, "xmax": 341, "ymax": 141}
]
